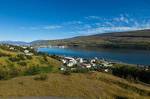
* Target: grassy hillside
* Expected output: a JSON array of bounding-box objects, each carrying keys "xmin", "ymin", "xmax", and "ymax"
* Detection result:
[
  {"xmin": 0, "ymin": 72, "xmax": 149, "ymax": 99},
  {"xmin": 31, "ymin": 29, "xmax": 150, "ymax": 50},
  {"xmin": 0, "ymin": 44, "xmax": 61, "ymax": 80},
  {"xmin": 0, "ymin": 44, "xmax": 149, "ymax": 98}
]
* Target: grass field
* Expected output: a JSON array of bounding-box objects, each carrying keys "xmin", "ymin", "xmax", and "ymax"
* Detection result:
[{"xmin": 0, "ymin": 72, "xmax": 149, "ymax": 99}]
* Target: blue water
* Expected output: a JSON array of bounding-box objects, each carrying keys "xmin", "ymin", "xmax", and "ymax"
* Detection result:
[{"xmin": 38, "ymin": 47, "xmax": 150, "ymax": 65}]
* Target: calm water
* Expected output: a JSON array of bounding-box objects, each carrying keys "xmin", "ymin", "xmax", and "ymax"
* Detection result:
[{"xmin": 38, "ymin": 47, "xmax": 150, "ymax": 65}]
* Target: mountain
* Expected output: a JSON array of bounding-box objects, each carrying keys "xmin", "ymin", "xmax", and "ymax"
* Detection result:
[
  {"xmin": 31, "ymin": 29, "xmax": 150, "ymax": 50},
  {"xmin": 0, "ymin": 41, "xmax": 30, "ymax": 46}
]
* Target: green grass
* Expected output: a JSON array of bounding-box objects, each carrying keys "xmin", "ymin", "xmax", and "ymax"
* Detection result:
[{"xmin": 0, "ymin": 46, "xmax": 61, "ymax": 80}]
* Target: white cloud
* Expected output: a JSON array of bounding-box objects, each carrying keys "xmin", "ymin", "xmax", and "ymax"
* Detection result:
[
  {"xmin": 113, "ymin": 15, "xmax": 129, "ymax": 23},
  {"xmin": 20, "ymin": 25, "xmax": 62, "ymax": 30},
  {"xmin": 75, "ymin": 26, "xmax": 142, "ymax": 35},
  {"xmin": 63, "ymin": 21, "xmax": 83, "ymax": 25},
  {"xmin": 43, "ymin": 25, "xmax": 62, "ymax": 30},
  {"xmin": 85, "ymin": 16, "xmax": 102, "ymax": 20},
  {"xmin": 20, "ymin": 14, "xmax": 150, "ymax": 36},
  {"xmin": 69, "ymin": 14, "xmax": 150, "ymax": 36}
]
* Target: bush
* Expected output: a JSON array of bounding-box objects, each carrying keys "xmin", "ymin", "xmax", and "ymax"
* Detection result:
[
  {"xmin": 34, "ymin": 73, "xmax": 48, "ymax": 81},
  {"xmin": 43, "ymin": 55, "xmax": 48, "ymax": 62},
  {"xmin": 24, "ymin": 66, "xmax": 40, "ymax": 75},
  {"xmin": 17, "ymin": 54, "xmax": 26, "ymax": 60},
  {"xmin": 0, "ymin": 66, "xmax": 21, "ymax": 80},
  {"xmin": 24, "ymin": 66, "xmax": 53, "ymax": 76},
  {"xmin": 9, "ymin": 57, "xmax": 20, "ymax": 62},
  {"xmin": 9, "ymin": 67, "xmax": 20, "ymax": 78},
  {"xmin": 17, "ymin": 61, "xmax": 27, "ymax": 66},
  {"xmin": 0, "ymin": 69, "xmax": 9, "ymax": 80},
  {"xmin": 73, "ymin": 68, "xmax": 89, "ymax": 73},
  {"xmin": 26, "ymin": 55, "xmax": 32, "ymax": 60},
  {"xmin": 0, "ymin": 52, "xmax": 10, "ymax": 57},
  {"xmin": 63, "ymin": 68, "xmax": 71, "ymax": 75},
  {"xmin": 112, "ymin": 65, "xmax": 150, "ymax": 84},
  {"xmin": 50, "ymin": 54, "xmax": 61, "ymax": 60}
]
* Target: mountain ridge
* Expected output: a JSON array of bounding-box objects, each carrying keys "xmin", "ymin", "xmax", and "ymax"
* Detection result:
[
  {"xmin": 31, "ymin": 29, "xmax": 150, "ymax": 50},
  {"xmin": 1, "ymin": 29, "xmax": 150, "ymax": 50},
  {"xmin": 0, "ymin": 41, "xmax": 30, "ymax": 46}
]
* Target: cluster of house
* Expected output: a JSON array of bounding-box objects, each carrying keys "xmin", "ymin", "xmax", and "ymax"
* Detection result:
[
  {"xmin": 22, "ymin": 46, "xmax": 34, "ymax": 56},
  {"xmin": 8, "ymin": 45, "xmax": 34, "ymax": 56},
  {"xmin": 60, "ymin": 56, "xmax": 113, "ymax": 72},
  {"xmin": 38, "ymin": 45, "xmax": 67, "ymax": 49}
]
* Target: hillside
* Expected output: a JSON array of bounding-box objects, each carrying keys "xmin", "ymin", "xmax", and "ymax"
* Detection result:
[
  {"xmin": 0, "ymin": 72, "xmax": 150, "ymax": 99},
  {"xmin": 0, "ymin": 44, "xmax": 149, "ymax": 98},
  {"xmin": 0, "ymin": 44, "xmax": 61, "ymax": 80},
  {"xmin": 0, "ymin": 41, "xmax": 30, "ymax": 46},
  {"xmin": 31, "ymin": 29, "xmax": 150, "ymax": 50}
]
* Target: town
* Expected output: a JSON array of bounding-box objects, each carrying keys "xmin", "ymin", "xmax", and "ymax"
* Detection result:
[
  {"xmin": 60, "ymin": 56, "xmax": 115, "ymax": 73},
  {"xmin": 3, "ymin": 43, "xmax": 150, "ymax": 74},
  {"xmin": 0, "ymin": 43, "xmax": 149, "ymax": 84}
]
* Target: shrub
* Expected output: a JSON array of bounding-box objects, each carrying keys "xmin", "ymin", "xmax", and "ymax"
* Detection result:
[
  {"xmin": 17, "ymin": 61, "xmax": 27, "ymax": 66},
  {"xmin": 73, "ymin": 68, "xmax": 89, "ymax": 73},
  {"xmin": 24, "ymin": 66, "xmax": 52, "ymax": 76},
  {"xmin": 112, "ymin": 65, "xmax": 150, "ymax": 84},
  {"xmin": 0, "ymin": 52, "xmax": 10, "ymax": 57},
  {"xmin": 50, "ymin": 54, "xmax": 61, "ymax": 60},
  {"xmin": 63, "ymin": 68, "xmax": 71, "ymax": 75},
  {"xmin": 0, "ymin": 69, "xmax": 9, "ymax": 80},
  {"xmin": 24, "ymin": 66, "xmax": 40, "ymax": 75},
  {"xmin": 115, "ymin": 95, "xmax": 128, "ymax": 99},
  {"xmin": 9, "ymin": 57, "xmax": 20, "ymax": 62},
  {"xmin": 26, "ymin": 55, "xmax": 32, "ymax": 60},
  {"xmin": 34, "ymin": 73, "xmax": 48, "ymax": 81},
  {"xmin": 9, "ymin": 67, "xmax": 20, "ymax": 78},
  {"xmin": 17, "ymin": 54, "xmax": 26, "ymax": 60},
  {"xmin": 43, "ymin": 55, "xmax": 48, "ymax": 62}
]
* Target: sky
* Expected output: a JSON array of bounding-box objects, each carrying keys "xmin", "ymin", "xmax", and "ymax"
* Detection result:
[{"xmin": 0, "ymin": 0, "xmax": 150, "ymax": 42}]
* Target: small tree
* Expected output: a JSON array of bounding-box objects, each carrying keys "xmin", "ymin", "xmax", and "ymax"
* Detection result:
[{"xmin": 63, "ymin": 68, "xmax": 71, "ymax": 75}]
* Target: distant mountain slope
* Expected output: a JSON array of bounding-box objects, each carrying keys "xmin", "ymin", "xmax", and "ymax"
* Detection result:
[
  {"xmin": 0, "ymin": 41, "xmax": 30, "ymax": 46},
  {"xmin": 31, "ymin": 29, "xmax": 150, "ymax": 49}
]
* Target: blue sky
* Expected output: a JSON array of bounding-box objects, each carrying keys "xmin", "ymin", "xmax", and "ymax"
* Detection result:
[{"xmin": 0, "ymin": 0, "xmax": 150, "ymax": 42}]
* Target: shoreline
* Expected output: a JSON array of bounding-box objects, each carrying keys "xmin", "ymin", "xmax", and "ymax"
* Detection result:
[{"xmin": 37, "ymin": 47, "xmax": 150, "ymax": 66}]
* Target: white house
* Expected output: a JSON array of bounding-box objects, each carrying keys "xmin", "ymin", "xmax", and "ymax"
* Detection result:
[
  {"xmin": 81, "ymin": 63, "xmax": 91, "ymax": 68},
  {"xmin": 91, "ymin": 59, "xmax": 96, "ymax": 64},
  {"xmin": 102, "ymin": 61, "xmax": 113, "ymax": 67},
  {"xmin": 76, "ymin": 58, "xmax": 83, "ymax": 63},
  {"xmin": 10, "ymin": 47, "xmax": 14, "ymax": 50},
  {"xmin": 63, "ymin": 57, "xmax": 77, "ymax": 67},
  {"xmin": 61, "ymin": 59, "xmax": 67, "ymax": 64},
  {"xmin": 91, "ymin": 63, "xmax": 96, "ymax": 67},
  {"xmin": 24, "ymin": 50, "xmax": 29, "ymax": 53},
  {"xmin": 25, "ymin": 53, "xmax": 33, "ymax": 56},
  {"xmin": 24, "ymin": 50, "xmax": 33, "ymax": 56},
  {"xmin": 22, "ymin": 46, "xmax": 27, "ymax": 49},
  {"xmin": 104, "ymin": 69, "xmax": 109, "ymax": 72}
]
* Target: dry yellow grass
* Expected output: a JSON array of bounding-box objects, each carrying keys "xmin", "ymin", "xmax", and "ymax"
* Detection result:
[
  {"xmin": 0, "ymin": 48, "xmax": 17, "ymax": 56},
  {"xmin": 0, "ymin": 72, "xmax": 149, "ymax": 99}
]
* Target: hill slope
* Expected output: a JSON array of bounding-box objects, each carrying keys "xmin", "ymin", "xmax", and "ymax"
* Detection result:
[
  {"xmin": 31, "ymin": 29, "xmax": 150, "ymax": 49},
  {"xmin": 0, "ymin": 72, "xmax": 150, "ymax": 99},
  {"xmin": 0, "ymin": 41, "xmax": 30, "ymax": 46},
  {"xmin": 0, "ymin": 44, "xmax": 61, "ymax": 79}
]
